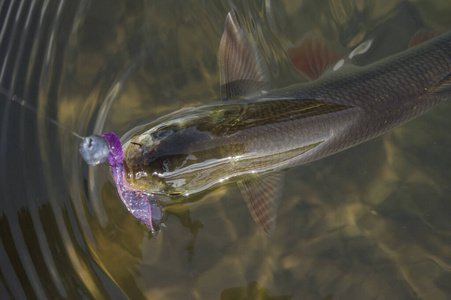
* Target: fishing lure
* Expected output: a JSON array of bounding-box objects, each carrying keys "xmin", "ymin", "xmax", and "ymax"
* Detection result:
[
  {"xmin": 0, "ymin": 86, "xmax": 164, "ymax": 232},
  {"xmin": 79, "ymin": 133, "xmax": 164, "ymax": 232}
]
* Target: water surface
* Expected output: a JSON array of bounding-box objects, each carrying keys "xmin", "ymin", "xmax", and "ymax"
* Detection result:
[{"xmin": 1, "ymin": 0, "xmax": 451, "ymax": 299}]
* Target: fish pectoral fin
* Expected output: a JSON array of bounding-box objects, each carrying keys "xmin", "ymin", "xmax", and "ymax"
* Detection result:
[
  {"xmin": 237, "ymin": 172, "xmax": 285, "ymax": 236},
  {"xmin": 219, "ymin": 10, "xmax": 270, "ymax": 101}
]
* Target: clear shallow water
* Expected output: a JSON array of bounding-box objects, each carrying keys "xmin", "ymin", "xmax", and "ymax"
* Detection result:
[{"xmin": 1, "ymin": 0, "xmax": 451, "ymax": 299}]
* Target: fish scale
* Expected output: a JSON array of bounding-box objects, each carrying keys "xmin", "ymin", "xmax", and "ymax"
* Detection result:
[{"xmin": 127, "ymin": 34, "xmax": 450, "ymax": 194}]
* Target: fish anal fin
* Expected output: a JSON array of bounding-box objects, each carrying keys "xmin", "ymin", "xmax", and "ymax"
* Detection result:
[
  {"xmin": 286, "ymin": 32, "xmax": 342, "ymax": 81},
  {"xmin": 219, "ymin": 10, "xmax": 270, "ymax": 101},
  {"xmin": 237, "ymin": 172, "xmax": 284, "ymax": 236}
]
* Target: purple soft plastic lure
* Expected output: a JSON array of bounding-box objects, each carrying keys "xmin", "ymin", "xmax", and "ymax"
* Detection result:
[
  {"xmin": 80, "ymin": 132, "xmax": 163, "ymax": 232},
  {"xmin": 0, "ymin": 86, "xmax": 164, "ymax": 231}
]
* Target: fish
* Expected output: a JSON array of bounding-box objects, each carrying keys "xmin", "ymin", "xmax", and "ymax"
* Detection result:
[{"xmin": 119, "ymin": 10, "xmax": 451, "ymax": 235}]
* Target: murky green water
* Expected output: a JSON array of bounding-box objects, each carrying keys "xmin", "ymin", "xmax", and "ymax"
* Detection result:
[{"xmin": 1, "ymin": 0, "xmax": 451, "ymax": 299}]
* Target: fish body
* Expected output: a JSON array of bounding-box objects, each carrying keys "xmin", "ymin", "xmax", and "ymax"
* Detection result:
[{"xmin": 122, "ymin": 11, "xmax": 451, "ymax": 234}]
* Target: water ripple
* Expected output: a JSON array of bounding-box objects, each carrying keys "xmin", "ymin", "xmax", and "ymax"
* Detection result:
[{"xmin": 1, "ymin": 0, "xmax": 451, "ymax": 299}]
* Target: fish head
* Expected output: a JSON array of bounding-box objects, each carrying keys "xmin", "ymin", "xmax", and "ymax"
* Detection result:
[
  {"xmin": 122, "ymin": 116, "xmax": 204, "ymax": 196},
  {"xmin": 122, "ymin": 128, "xmax": 172, "ymax": 194},
  {"xmin": 122, "ymin": 104, "xmax": 242, "ymax": 196}
]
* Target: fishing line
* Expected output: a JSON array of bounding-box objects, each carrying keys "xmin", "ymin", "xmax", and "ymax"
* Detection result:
[
  {"xmin": 0, "ymin": 84, "xmax": 112, "ymax": 165},
  {"xmin": 0, "ymin": 85, "xmax": 85, "ymax": 140},
  {"xmin": 0, "ymin": 84, "xmax": 165, "ymax": 231}
]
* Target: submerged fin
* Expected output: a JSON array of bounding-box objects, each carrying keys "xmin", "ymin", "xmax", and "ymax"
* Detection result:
[
  {"xmin": 238, "ymin": 172, "xmax": 284, "ymax": 236},
  {"xmin": 286, "ymin": 33, "xmax": 342, "ymax": 81},
  {"xmin": 428, "ymin": 74, "xmax": 451, "ymax": 96},
  {"xmin": 288, "ymin": 34, "xmax": 376, "ymax": 76},
  {"xmin": 219, "ymin": 10, "xmax": 270, "ymax": 100},
  {"xmin": 408, "ymin": 30, "xmax": 437, "ymax": 48}
]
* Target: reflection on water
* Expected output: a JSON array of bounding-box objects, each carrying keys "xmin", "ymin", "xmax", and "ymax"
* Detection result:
[{"xmin": 1, "ymin": 0, "xmax": 451, "ymax": 298}]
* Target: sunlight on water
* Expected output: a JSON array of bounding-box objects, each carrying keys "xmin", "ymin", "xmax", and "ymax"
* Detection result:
[{"xmin": 1, "ymin": 0, "xmax": 451, "ymax": 299}]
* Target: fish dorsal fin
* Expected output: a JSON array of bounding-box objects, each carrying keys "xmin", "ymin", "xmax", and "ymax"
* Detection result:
[
  {"xmin": 219, "ymin": 10, "xmax": 270, "ymax": 100},
  {"xmin": 237, "ymin": 172, "xmax": 284, "ymax": 236}
]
